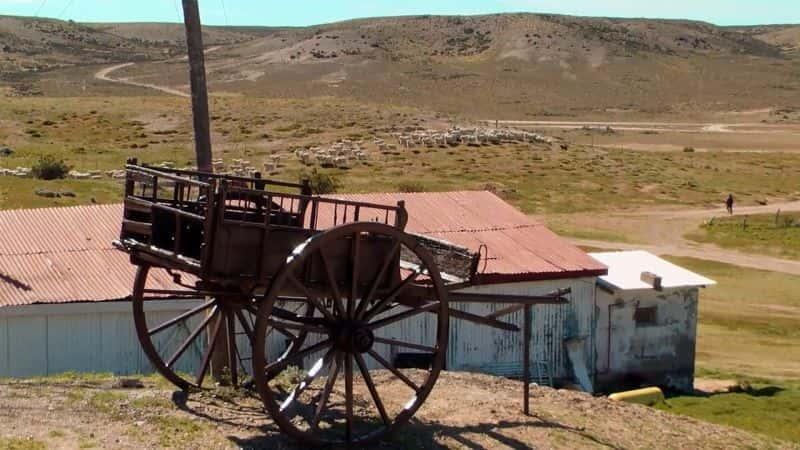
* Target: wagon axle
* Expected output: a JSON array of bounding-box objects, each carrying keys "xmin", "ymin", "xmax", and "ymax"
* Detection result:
[{"xmin": 332, "ymin": 320, "xmax": 376, "ymax": 354}]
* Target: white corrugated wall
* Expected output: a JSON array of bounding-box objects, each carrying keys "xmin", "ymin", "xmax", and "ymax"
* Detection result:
[
  {"xmin": 0, "ymin": 300, "xmax": 203, "ymax": 378},
  {"xmin": 1, "ymin": 277, "xmax": 597, "ymax": 385},
  {"xmin": 445, "ymin": 277, "xmax": 597, "ymax": 383}
]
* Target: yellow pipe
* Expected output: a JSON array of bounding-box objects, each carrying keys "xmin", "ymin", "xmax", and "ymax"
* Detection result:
[{"xmin": 608, "ymin": 387, "xmax": 665, "ymax": 406}]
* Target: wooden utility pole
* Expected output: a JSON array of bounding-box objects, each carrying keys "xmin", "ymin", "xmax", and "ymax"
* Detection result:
[
  {"xmin": 181, "ymin": 0, "xmax": 229, "ymax": 384},
  {"xmin": 181, "ymin": 0, "xmax": 213, "ymax": 173}
]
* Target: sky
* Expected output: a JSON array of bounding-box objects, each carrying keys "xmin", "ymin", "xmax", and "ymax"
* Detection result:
[{"xmin": 0, "ymin": 0, "xmax": 798, "ymax": 27}]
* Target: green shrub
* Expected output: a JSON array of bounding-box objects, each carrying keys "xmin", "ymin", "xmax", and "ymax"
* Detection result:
[
  {"xmin": 397, "ymin": 181, "xmax": 426, "ymax": 193},
  {"xmin": 31, "ymin": 155, "xmax": 71, "ymax": 180},
  {"xmin": 301, "ymin": 168, "xmax": 340, "ymax": 195}
]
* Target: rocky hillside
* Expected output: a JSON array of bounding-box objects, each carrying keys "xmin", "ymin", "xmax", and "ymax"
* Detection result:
[{"xmin": 2, "ymin": 14, "xmax": 800, "ymax": 117}]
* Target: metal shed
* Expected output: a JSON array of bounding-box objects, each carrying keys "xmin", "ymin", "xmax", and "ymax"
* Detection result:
[{"xmin": 589, "ymin": 250, "xmax": 716, "ymax": 393}]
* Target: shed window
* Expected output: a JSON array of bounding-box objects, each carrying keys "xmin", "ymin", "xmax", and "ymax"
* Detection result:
[{"xmin": 634, "ymin": 306, "xmax": 657, "ymax": 326}]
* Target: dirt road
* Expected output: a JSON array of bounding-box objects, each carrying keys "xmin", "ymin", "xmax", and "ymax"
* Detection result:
[
  {"xmin": 562, "ymin": 201, "xmax": 800, "ymax": 275},
  {"xmin": 489, "ymin": 119, "xmax": 800, "ymax": 135},
  {"xmin": 95, "ymin": 63, "xmax": 190, "ymax": 98},
  {"xmin": 94, "ymin": 46, "xmax": 223, "ymax": 98},
  {"xmin": 572, "ymin": 237, "xmax": 800, "ymax": 275}
]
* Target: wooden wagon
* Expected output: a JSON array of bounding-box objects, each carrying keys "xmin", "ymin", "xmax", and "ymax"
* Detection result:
[{"xmin": 114, "ymin": 159, "xmax": 569, "ymax": 446}]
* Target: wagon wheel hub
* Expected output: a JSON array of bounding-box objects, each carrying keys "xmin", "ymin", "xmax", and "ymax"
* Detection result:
[{"xmin": 333, "ymin": 321, "xmax": 374, "ymax": 354}]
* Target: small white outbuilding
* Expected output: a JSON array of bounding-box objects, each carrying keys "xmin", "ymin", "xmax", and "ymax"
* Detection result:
[{"xmin": 589, "ymin": 250, "xmax": 716, "ymax": 393}]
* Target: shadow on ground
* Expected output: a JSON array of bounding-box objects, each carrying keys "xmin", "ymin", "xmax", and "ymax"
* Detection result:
[{"xmin": 172, "ymin": 389, "xmax": 621, "ymax": 449}]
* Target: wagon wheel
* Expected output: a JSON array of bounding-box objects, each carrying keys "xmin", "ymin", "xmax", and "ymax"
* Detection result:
[
  {"xmin": 132, "ymin": 265, "xmax": 312, "ymax": 391},
  {"xmin": 252, "ymin": 222, "xmax": 449, "ymax": 447}
]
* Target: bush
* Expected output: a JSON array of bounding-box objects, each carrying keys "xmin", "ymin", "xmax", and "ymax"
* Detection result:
[
  {"xmin": 683, "ymin": 146, "xmax": 695, "ymax": 153},
  {"xmin": 301, "ymin": 168, "xmax": 340, "ymax": 195},
  {"xmin": 31, "ymin": 155, "xmax": 71, "ymax": 180},
  {"xmin": 397, "ymin": 181, "xmax": 426, "ymax": 193}
]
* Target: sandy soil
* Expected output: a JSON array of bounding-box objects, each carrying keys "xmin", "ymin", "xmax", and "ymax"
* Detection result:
[
  {"xmin": 550, "ymin": 201, "xmax": 800, "ymax": 274},
  {"xmin": 0, "ymin": 372, "xmax": 793, "ymax": 449}
]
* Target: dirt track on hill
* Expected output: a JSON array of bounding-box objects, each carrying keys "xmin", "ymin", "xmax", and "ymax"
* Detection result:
[
  {"xmin": 493, "ymin": 120, "xmax": 800, "ymax": 136},
  {"xmin": 95, "ymin": 63, "xmax": 190, "ymax": 98},
  {"xmin": 564, "ymin": 201, "xmax": 800, "ymax": 274}
]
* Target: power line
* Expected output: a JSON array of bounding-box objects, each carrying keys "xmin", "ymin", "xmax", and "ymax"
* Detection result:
[
  {"xmin": 173, "ymin": 0, "xmax": 182, "ymax": 22},
  {"xmin": 219, "ymin": 0, "xmax": 229, "ymax": 26},
  {"xmin": 57, "ymin": 0, "xmax": 77, "ymax": 19},
  {"xmin": 33, "ymin": 0, "xmax": 48, "ymax": 17}
]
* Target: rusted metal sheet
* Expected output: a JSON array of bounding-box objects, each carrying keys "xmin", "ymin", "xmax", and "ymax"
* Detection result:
[
  {"xmin": 0, "ymin": 205, "xmax": 178, "ymax": 307},
  {"xmin": 328, "ymin": 192, "xmax": 607, "ymax": 283}
]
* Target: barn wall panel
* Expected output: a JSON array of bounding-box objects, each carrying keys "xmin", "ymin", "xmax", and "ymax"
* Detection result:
[
  {"xmin": 446, "ymin": 278, "xmax": 596, "ymax": 384},
  {"xmin": 0, "ymin": 317, "xmax": 8, "ymax": 377},
  {"xmin": 46, "ymin": 313, "xmax": 102, "ymax": 375},
  {"xmin": 0, "ymin": 300, "xmax": 205, "ymax": 377},
  {"xmin": 99, "ymin": 311, "xmax": 147, "ymax": 375},
  {"xmin": 7, "ymin": 316, "xmax": 47, "ymax": 377}
]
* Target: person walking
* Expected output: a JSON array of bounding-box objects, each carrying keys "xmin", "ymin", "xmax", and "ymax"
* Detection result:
[{"xmin": 726, "ymin": 194, "xmax": 734, "ymax": 215}]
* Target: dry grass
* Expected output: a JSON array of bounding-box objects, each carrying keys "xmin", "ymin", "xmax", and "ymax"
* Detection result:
[
  {"xmin": 686, "ymin": 212, "xmax": 800, "ymax": 260},
  {"xmin": 665, "ymin": 256, "xmax": 800, "ymax": 380},
  {"xmin": 2, "ymin": 95, "xmax": 800, "ymax": 214}
]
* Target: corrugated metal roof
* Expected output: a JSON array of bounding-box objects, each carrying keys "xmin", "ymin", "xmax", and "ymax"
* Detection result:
[
  {"xmin": 0, "ymin": 192, "xmax": 606, "ymax": 307},
  {"xmin": 0, "ymin": 204, "xmax": 175, "ymax": 307},
  {"xmin": 589, "ymin": 250, "xmax": 716, "ymax": 290},
  {"xmin": 328, "ymin": 191, "xmax": 607, "ymax": 284}
]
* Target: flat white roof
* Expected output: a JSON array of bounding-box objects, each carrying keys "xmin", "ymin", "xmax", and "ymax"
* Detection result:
[{"xmin": 589, "ymin": 250, "xmax": 716, "ymax": 290}]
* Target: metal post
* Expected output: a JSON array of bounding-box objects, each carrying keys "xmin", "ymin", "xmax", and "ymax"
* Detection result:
[
  {"xmin": 523, "ymin": 304, "xmax": 532, "ymax": 415},
  {"xmin": 181, "ymin": 0, "xmax": 213, "ymax": 173}
]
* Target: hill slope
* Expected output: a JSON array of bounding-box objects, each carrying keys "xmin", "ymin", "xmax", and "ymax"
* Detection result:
[
  {"xmin": 2, "ymin": 14, "xmax": 800, "ymax": 118},
  {"xmin": 0, "ymin": 372, "xmax": 795, "ymax": 449}
]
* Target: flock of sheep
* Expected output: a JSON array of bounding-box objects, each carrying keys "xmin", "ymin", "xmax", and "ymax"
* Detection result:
[
  {"xmin": 393, "ymin": 127, "xmax": 551, "ymax": 148},
  {"xmin": 291, "ymin": 126, "xmax": 552, "ymax": 168},
  {"xmin": 294, "ymin": 140, "xmax": 369, "ymax": 169},
  {"xmin": 2, "ymin": 126, "xmax": 551, "ymax": 180}
]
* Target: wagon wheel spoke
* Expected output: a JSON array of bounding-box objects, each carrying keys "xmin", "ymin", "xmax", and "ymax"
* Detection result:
[
  {"xmin": 288, "ymin": 276, "xmax": 337, "ymax": 323},
  {"xmin": 367, "ymin": 349, "xmax": 421, "ymax": 393},
  {"xmin": 363, "ymin": 268, "xmax": 422, "ymax": 321},
  {"xmin": 354, "ymin": 352, "xmax": 390, "ymax": 426},
  {"xmin": 165, "ymin": 306, "xmax": 218, "ymax": 369},
  {"xmin": 311, "ymin": 352, "xmax": 341, "ymax": 430},
  {"xmin": 354, "ymin": 240, "xmax": 401, "ymax": 319},
  {"xmin": 267, "ymin": 319, "xmax": 327, "ymax": 336},
  {"xmin": 234, "ymin": 309, "xmax": 256, "ymax": 346},
  {"xmin": 271, "ymin": 305, "xmax": 328, "ymax": 326},
  {"xmin": 226, "ymin": 309, "xmax": 239, "ymax": 387},
  {"xmin": 196, "ymin": 310, "xmax": 225, "ymax": 387},
  {"xmin": 349, "ymin": 232, "xmax": 361, "ymax": 318},
  {"xmin": 148, "ymin": 299, "xmax": 216, "ymax": 335},
  {"xmin": 368, "ymin": 301, "xmax": 440, "ymax": 331},
  {"xmin": 264, "ymin": 339, "xmax": 333, "ymax": 375},
  {"xmin": 373, "ymin": 336, "xmax": 436, "ymax": 353},
  {"xmin": 318, "ymin": 247, "xmax": 346, "ymax": 317},
  {"xmin": 344, "ymin": 353, "xmax": 354, "ymax": 443},
  {"xmin": 279, "ymin": 348, "xmax": 335, "ymax": 414}
]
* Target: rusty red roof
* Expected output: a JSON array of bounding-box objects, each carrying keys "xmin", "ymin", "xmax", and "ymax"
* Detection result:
[
  {"xmin": 0, "ymin": 191, "xmax": 605, "ymax": 307},
  {"xmin": 326, "ymin": 191, "xmax": 607, "ymax": 284},
  {"xmin": 0, "ymin": 204, "xmax": 176, "ymax": 307}
]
